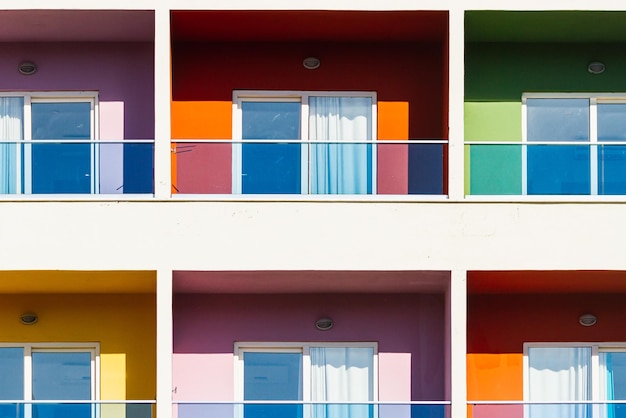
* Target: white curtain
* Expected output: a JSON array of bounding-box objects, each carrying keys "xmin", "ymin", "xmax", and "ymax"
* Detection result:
[
  {"xmin": 0, "ymin": 97, "xmax": 22, "ymax": 194},
  {"xmin": 309, "ymin": 97, "xmax": 372, "ymax": 194},
  {"xmin": 599, "ymin": 353, "xmax": 616, "ymax": 418},
  {"xmin": 528, "ymin": 347, "xmax": 591, "ymax": 418},
  {"xmin": 310, "ymin": 347, "xmax": 373, "ymax": 418}
]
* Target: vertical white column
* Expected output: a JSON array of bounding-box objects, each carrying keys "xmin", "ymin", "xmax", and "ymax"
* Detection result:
[
  {"xmin": 447, "ymin": 7, "xmax": 465, "ymax": 200},
  {"xmin": 447, "ymin": 270, "xmax": 467, "ymax": 418},
  {"xmin": 156, "ymin": 268, "xmax": 173, "ymax": 418},
  {"xmin": 154, "ymin": 6, "xmax": 172, "ymax": 199}
]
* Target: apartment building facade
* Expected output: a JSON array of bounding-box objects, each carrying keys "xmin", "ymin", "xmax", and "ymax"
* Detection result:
[{"xmin": 1, "ymin": 2, "xmax": 625, "ymax": 418}]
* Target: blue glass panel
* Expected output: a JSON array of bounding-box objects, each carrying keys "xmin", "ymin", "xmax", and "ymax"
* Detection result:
[
  {"xmin": 598, "ymin": 104, "xmax": 626, "ymax": 142},
  {"xmin": 408, "ymin": 143, "xmax": 443, "ymax": 194},
  {"xmin": 598, "ymin": 104, "xmax": 626, "ymax": 195},
  {"xmin": 0, "ymin": 347, "xmax": 23, "ymax": 399},
  {"xmin": 310, "ymin": 143, "xmax": 371, "ymax": 194},
  {"xmin": 0, "ymin": 348, "xmax": 23, "ymax": 418},
  {"xmin": 598, "ymin": 145, "xmax": 626, "ymax": 195},
  {"xmin": 32, "ymin": 352, "xmax": 91, "ymax": 400},
  {"xmin": 33, "ymin": 404, "xmax": 91, "ymax": 418},
  {"xmin": 410, "ymin": 404, "xmax": 445, "ymax": 418},
  {"xmin": 31, "ymin": 102, "xmax": 91, "ymax": 194},
  {"xmin": 527, "ymin": 145, "xmax": 590, "ymax": 194},
  {"xmin": 123, "ymin": 143, "xmax": 154, "ymax": 193},
  {"xmin": 241, "ymin": 102, "xmax": 301, "ymax": 194},
  {"xmin": 527, "ymin": 99, "xmax": 589, "ymax": 142},
  {"xmin": 244, "ymin": 352, "xmax": 302, "ymax": 418}
]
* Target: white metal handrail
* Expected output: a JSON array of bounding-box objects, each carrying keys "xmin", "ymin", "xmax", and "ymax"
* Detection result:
[
  {"xmin": 171, "ymin": 139, "xmax": 448, "ymax": 144},
  {"xmin": 0, "ymin": 400, "xmax": 156, "ymax": 404},
  {"xmin": 465, "ymin": 141, "xmax": 626, "ymax": 146},
  {"xmin": 174, "ymin": 401, "xmax": 451, "ymax": 405},
  {"xmin": 469, "ymin": 400, "xmax": 626, "ymax": 405}
]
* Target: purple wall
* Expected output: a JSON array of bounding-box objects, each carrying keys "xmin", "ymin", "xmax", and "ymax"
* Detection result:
[
  {"xmin": 0, "ymin": 42, "xmax": 154, "ymax": 139},
  {"xmin": 173, "ymin": 293, "xmax": 445, "ymax": 401}
]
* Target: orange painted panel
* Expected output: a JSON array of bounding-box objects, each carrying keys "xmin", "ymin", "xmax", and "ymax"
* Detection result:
[
  {"xmin": 467, "ymin": 353, "xmax": 523, "ymax": 401},
  {"xmin": 378, "ymin": 101, "xmax": 409, "ymax": 140},
  {"xmin": 171, "ymin": 101, "xmax": 232, "ymax": 139}
]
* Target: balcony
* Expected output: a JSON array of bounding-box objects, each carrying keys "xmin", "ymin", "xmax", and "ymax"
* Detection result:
[
  {"xmin": 0, "ymin": 140, "xmax": 154, "ymax": 195},
  {"xmin": 175, "ymin": 402, "xmax": 450, "ymax": 418},
  {"xmin": 466, "ymin": 142, "xmax": 626, "ymax": 196},
  {"xmin": 469, "ymin": 401, "xmax": 626, "ymax": 418},
  {"xmin": 171, "ymin": 140, "xmax": 446, "ymax": 196},
  {"xmin": 0, "ymin": 401, "xmax": 155, "ymax": 418}
]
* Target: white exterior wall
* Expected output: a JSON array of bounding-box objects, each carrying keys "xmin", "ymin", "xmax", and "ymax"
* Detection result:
[{"xmin": 0, "ymin": 200, "xmax": 622, "ymax": 271}]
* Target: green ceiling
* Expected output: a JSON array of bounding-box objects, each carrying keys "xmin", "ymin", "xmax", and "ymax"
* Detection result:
[{"xmin": 466, "ymin": 11, "xmax": 626, "ymax": 43}]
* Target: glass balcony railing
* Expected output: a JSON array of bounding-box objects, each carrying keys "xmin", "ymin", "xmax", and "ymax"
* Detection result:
[
  {"xmin": 468, "ymin": 400, "xmax": 626, "ymax": 418},
  {"xmin": 175, "ymin": 401, "xmax": 450, "ymax": 418},
  {"xmin": 171, "ymin": 140, "xmax": 447, "ymax": 196},
  {"xmin": 0, "ymin": 400, "xmax": 155, "ymax": 418},
  {"xmin": 467, "ymin": 142, "xmax": 626, "ymax": 196},
  {"xmin": 0, "ymin": 140, "xmax": 154, "ymax": 195}
]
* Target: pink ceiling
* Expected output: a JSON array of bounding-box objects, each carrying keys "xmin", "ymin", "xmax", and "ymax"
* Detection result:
[
  {"xmin": 469, "ymin": 270, "xmax": 626, "ymax": 294},
  {"xmin": 173, "ymin": 270, "xmax": 449, "ymax": 294},
  {"xmin": 0, "ymin": 10, "xmax": 154, "ymax": 42},
  {"xmin": 171, "ymin": 10, "xmax": 448, "ymax": 43}
]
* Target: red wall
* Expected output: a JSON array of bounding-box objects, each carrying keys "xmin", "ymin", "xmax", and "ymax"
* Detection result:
[
  {"xmin": 467, "ymin": 293, "xmax": 626, "ymax": 402},
  {"xmin": 171, "ymin": 41, "xmax": 445, "ymax": 193}
]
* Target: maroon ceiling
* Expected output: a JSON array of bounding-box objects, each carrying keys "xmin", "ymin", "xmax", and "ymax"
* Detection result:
[
  {"xmin": 171, "ymin": 10, "xmax": 448, "ymax": 43},
  {"xmin": 469, "ymin": 270, "xmax": 626, "ymax": 294},
  {"xmin": 173, "ymin": 270, "xmax": 449, "ymax": 294}
]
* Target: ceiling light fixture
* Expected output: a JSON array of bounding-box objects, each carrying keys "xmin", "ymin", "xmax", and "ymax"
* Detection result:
[
  {"xmin": 588, "ymin": 62, "xmax": 605, "ymax": 75},
  {"xmin": 579, "ymin": 313, "xmax": 597, "ymax": 327},
  {"xmin": 18, "ymin": 61, "xmax": 37, "ymax": 76},
  {"xmin": 303, "ymin": 57, "xmax": 321, "ymax": 70},
  {"xmin": 315, "ymin": 317, "xmax": 333, "ymax": 331},
  {"xmin": 20, "ymin": 313, "xmax": 38, "ymax": 325}
]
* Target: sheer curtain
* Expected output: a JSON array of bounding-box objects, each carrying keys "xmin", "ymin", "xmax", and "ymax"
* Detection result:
[
  {"xmin": 309, "ymin": 97, "xmax": 372, "ymax": 194},
  {"xmin": 310, "ymin": 347, "xmax": 373, "ymax": 418},
  {"xmin": 528, "ymin": 347, "xmax": 591, "ymax": 418},
  {"xmin": 599, "ymin": 353, "xmax": 616, "ymax": 418},
  {"xmin": 0, "ymin": 97, "xmax": 22, "ymax": 194}
]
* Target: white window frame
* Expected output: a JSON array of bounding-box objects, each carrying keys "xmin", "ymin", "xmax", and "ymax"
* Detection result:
[
  {"xmin": 523, "ymin": 342, "xmax": 626, "ymax": 403},
  {"xmin": 0, "ymin": 91, "xmax": 99, "ymax": 194},
  {"xmin": 234, "ymin": 341, "xmax": 379, "ymax": 403},
  {"xmin": 232, "ymin": 90, "xmax": 378, "ymax": 195},
  {"xmin": 522, "ymin": 93, "xmax": 626, "ymax": 196},
  {"xmin": 0, "ymin": 342, "xmax": 100, "ymax": 404}
]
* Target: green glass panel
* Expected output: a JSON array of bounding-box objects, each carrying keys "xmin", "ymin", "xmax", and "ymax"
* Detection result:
[{"xmin": 470, "ymin": 144, "xmax": 522, "ymax": 195}]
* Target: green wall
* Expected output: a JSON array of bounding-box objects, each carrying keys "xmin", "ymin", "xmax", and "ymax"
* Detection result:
[{"xmin": 465, "ymin": 42, "xmax": 626, "ymax": 195}]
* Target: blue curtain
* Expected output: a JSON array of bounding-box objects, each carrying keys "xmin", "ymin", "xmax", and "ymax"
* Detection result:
[{"xmin": 0, "ymin": 97, "xmax": 22, "ymax": 194}]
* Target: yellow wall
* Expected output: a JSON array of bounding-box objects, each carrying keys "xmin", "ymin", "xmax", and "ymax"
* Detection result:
[{"xmin": 0, "ymin": 293, "xmax": 156, "ymax": 400}]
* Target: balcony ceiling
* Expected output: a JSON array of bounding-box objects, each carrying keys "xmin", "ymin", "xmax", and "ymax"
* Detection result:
[
  {"xmin": 171, "ymin": 11, "xmax": 448, "ymax": 43},
  {"xmin": 0, "ymin": 10, "xmax": 154, "ymax": 42},
  {"xmin": 466, "ymin": 11, "xmax": 626, "ymax": 43},
  {"xmin": 469, "ymin": 270, "xmax": 626, "ymax": 294},
  {"xmin": 0, "ymin": 271, "xmax": 156, "ymax": 293},
  {"xmin": 173, "ymin": 270, "xmax": 449, "ymax": 294}
]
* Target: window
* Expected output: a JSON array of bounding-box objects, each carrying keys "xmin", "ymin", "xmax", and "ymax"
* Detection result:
[
  {"xmin": 0, "ymin": 343, "xmax": 98, "ymax": 418},
  {"xmin": 525, "ymin": 343, "xmax": 626, "ymax": 418},
  {"xmin": 233, "ymin": 91, "xmax": 376, "ymax": 195},
  {"xmin": 523, "ymin": 94, "xmax": 626, "ymax": 195},
  {"xmin": 0, "ymin": 93, "xmax": 98, "ymax": 194},
  {"xmin": 235, "ymin": 342, "xmax": 377, "ymax": 418}
]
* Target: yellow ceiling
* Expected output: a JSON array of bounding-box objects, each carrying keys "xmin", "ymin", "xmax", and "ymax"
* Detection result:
[{"xmin": 0, "ymin": 271, "xmax": 156, "ymax": 294}]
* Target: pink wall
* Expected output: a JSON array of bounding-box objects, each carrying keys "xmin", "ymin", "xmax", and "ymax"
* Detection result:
[
  {"xmin": 173, "ymin": 293, "xmax": 445, "ymax": 401},
  {"xmin": 0, "ymin": 42, "xmax": 154, "ymax": 139}
]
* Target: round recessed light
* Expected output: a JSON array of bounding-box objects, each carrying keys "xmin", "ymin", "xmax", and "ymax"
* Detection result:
[
  {"xmin": 20, "ymin": 313, "xmax": 38, "ymax": 325},
  {"xmin": 18, "ymin": 62, "xmax": 37, "ymax": 76},
  {"xmin": 315, "ymin": 317, "xmax": 333, "ymax": 331},
  {"xmin": 579, "ymin": 313, "xmax": 597, "ymax": 327},
  {"xmin": 588, "ymin": 62, "xmax": 605, "ymax": 75},
  {"xmin": 303, "ymin": 57, "xmax": 321, "ymax": 70}
]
